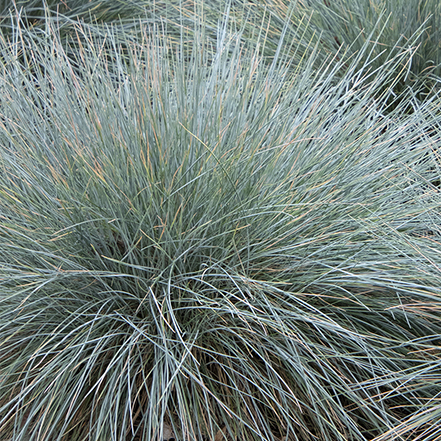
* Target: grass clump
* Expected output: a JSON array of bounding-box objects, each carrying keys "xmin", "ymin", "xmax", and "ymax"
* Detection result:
[
  {"xmin": 0, "ymin": 7, "xmax": 441, "ymax": 441},
  {"xmin": 166, "ymin": 0, "xmax": 441, "ymax": 112}
]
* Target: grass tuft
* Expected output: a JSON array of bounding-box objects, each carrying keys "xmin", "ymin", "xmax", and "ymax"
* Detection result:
[{"xmin": 0, "ymin": 6, "xmax": 441, "ymax": 441}]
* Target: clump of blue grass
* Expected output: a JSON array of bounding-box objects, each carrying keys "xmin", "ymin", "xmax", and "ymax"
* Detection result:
[
  {"xmin": 167, "ymin": 0, "xmax": 441, "ymax": 112},
  {"xmin": 0, "ymin": 12, "xmax": 441, "ymax": 441}
]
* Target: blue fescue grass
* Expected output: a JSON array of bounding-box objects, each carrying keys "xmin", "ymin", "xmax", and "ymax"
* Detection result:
[
  {"xmin": 0, "ymin": 7, "xmax": 441, "ymax": 441},
  {"xmin": 166, "ymin": 0, "xmax": 441, "ymax": 112}
]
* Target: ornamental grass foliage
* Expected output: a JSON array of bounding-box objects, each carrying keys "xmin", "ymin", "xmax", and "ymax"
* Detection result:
[
  {"xmin": 167, "ymin": 0, "xmax": 441, "ymax": 113},
  {"xmin": 1, "ymin": 2, "xmax": 441, "ymax": 441}
]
